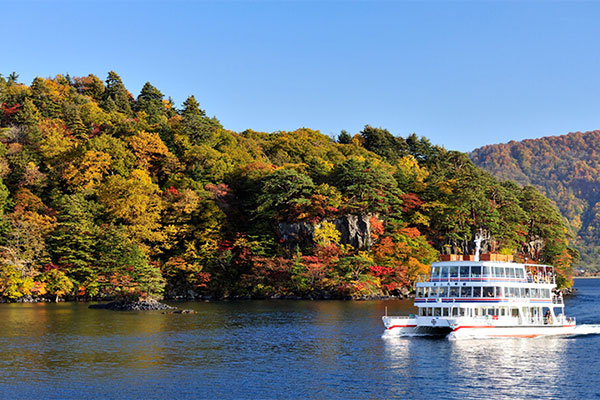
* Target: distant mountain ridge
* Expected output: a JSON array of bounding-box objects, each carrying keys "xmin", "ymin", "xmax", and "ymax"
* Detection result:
[{"xmin": 470, "ymin": 130, "xmax": 600, "ymax": 271}]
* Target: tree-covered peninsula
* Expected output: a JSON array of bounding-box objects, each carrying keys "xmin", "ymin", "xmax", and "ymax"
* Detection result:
[{"xmin": 0, "ymin": 72, "xmax": 577, "ymax": 301}]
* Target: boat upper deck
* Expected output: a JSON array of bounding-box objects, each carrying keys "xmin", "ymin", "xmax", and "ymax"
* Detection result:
[{"xmin": 420, "ymin": 261, "xmax": 556, "ymax": 285}]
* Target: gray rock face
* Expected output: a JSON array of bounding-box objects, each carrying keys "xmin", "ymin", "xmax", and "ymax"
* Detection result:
[
  {"xmin": 279, "ymin": 214, "xmax": 373, "ymax": 249},
  {"xmin": 334, "ymin": 215, "xmax": 373, "ymax": 249},
  {"xmin": 278, "ymin": 221, "xmax": 315, "ymax": 248}
]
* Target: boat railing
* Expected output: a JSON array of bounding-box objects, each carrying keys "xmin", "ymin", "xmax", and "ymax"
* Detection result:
[
  {"xmin": 554, "ymin": 314, "xmax": 576, "ymax": 325},
  {"xmin": 525, "ymin": 272, "xmax": 555, "ymax": 284},
  {"xmin": 465, "ymin": 314, "xmax": 575, "ymax": 326}
]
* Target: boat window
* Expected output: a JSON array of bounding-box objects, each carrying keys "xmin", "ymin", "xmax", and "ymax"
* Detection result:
[
  {"xmin": 419, "ymin": 308, "xmax": 426, "ymax": 316},
  {"xmin": 543, "ymin": 289, "xmax": 550, "ymax": 298},
  {"xmin": 485, "ymin": 287, "xmax": 494, "ymax": 297},
  {"xmin": 482, "ymin": 308, "xmax": 488, "ymax": 316},
  {"xmin": 427, "ymin": 308, "xmax": 433, "ymax": 316},
  {"xmin": 505, "ymin": 287, "xmax": 512, "ymax": 297},
  {"xmin": 494, "ymin": 267, "xmax": 504, "ymax": 277},
  {"xmin": 449, "ymin": 266, "xmax": 458, "ymax": 278},
  {"xmin": 459, "ymin": 266, "xmax": 469, "ymax": 278},
  {"xmin": 474, "ymin": 308, "xmax": 479, "ymax": 316},
  {"xmin": 471, "ymin": 266, "xmax": 481, "ymax": 277},
  {"xmin": 459, "ymin": 308, "xmax": 466, "ymax": 317},
  {"xmin": 452, "ymin": 308, "xmax": 459, "ymax": 317},
  {"xmin": 495, "ymin": 287, "xmax": 503, "ymax": 297},
  {"xmin": 449, "ymin": 287, "xmax": 459, "ymax": 297},
  {"xmin": 531, "ymin": 288, "xmax": 539, "ymax": 298},
  {"xmin": 518, "ymin": 269, "xmax": 525, "ymax": 279},
  {"xmin": 431, "ymin": 266, "xmax": 439, "ymax": 277},
  {"xmin": 443, "ymin": 308, "xmax": 449, "ymax": 316},
  {"xmin": 500, "ymin": 308, "xmax": 506, "ymax": 316},
  {"xmin": 482, "ymin": 266, "xmax": 491, "ymax": 276},
  {"xmin": 511, "ymin": 308, "xmax": 519, "ymax": 317},
  {"xmin": 441, "ymin": 267, "xmax": 449, "ymax": 279},
  {"xmin": 460, "ymin": 287, "xmax": 471, "ymax": 297},
  {"xmin": 508, "ymin": 268, "xmax": 515, "ymax": 278},
  {"xmin": 434, "ymin": 308, "xmax": 441, "ymax": 316},
  {"xmin": 431, "ymin": 287, "xmax": 439, "ymax": 297},
  {"xmin": 473, "ymin": 287, "xmax": 482, "ymax": 297},
  {"xmin": 439, "ymin": 287, "xmax": 449, "ymax": 297},
  {"xmin": 416, "ymin": 287, "xmax": 422, "ymax": 297}
]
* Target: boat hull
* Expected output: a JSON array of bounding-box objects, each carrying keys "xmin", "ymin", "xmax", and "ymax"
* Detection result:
[
  {"xmin": 382, "ymin": 316, "xmax": 452, "ymax": 337},
  {"xmin": 382, "ymin": 316, "xmax": 579, "ymax": 339},
  {"xmin": 447, "ymin": 324, "xmax": 577, "ymax": 340}
]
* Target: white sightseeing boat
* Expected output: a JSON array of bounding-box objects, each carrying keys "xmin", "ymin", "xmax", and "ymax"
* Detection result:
[{"xmin": 382, "ymin": 253, "xmax": 579, "ymax": 339}]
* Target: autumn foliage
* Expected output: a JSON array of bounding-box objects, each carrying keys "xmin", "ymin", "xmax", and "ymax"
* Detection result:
[{"xmin": 0, "ymin": 72, "xmax": 578, "ymax": 302}]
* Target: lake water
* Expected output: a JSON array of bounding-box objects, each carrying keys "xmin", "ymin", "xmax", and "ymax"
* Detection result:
[{"xmin": 1, "ymin": 279, "xmax": 600, "ymax": 399}]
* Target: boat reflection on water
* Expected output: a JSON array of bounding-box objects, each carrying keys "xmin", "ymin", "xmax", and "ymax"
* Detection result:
[{"xmin": 382, "ymin": 335, "xmax": 570, "ymax": 399}]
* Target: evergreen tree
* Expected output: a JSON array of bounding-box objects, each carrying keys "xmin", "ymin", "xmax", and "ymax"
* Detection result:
[
  {"xmin": 103, "ymin": 71, "xmax": 132, "ymax": 115},
  {"xmin": 256, "ymin": 168, "xmax": 315, "ymax": 220},
  {"xmin": 96, "ymin": 225, "xmax": 165, "ymax": 299},
  {"xmin": 49, "ymin": 193, "xmax": 101, "ymax": 286},
  {"xmin": 360, "ymin": 125, "xmax": 407, "ymax": 164},
  {"xmin": 30, "ymin": 77, "xmax": 61, "ymax": 119},
  {"xmin": 331, "ymin": 158, "xmax": 403, "ymax": 215},
  {"xmin": 181, "ymin": 95, "xmax": 221, "ymax": 145},
  {"xmin": 7, "ymin": 72, "xmax": 19, "ymax": 84},
  {"xmin": 15, "ymin": 99, "xmax": 40, "ymax": 127},
  {"xmin": 135, "ymin": 82, "xmax": 165, "ymax": 124},
  {"xmin": 338, "ymin": 130, "xmax": 351, "ymax": 144},
  {"xmin": 182, "ymin": 95, "xmax": 205, "ymax": 118},
  {"xmin": 63, "ymin": 103, "xmax": 87, "ymax": 139}
]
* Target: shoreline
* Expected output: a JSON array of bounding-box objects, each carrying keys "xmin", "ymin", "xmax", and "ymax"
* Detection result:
[{"xmin": 0, "ymin": 294, "xmax": 413, "ymax": 304}]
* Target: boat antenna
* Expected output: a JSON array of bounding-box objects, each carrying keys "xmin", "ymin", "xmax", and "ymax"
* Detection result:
[{"xmin": 474, "ymin": 233, "xmax": 483, "ymax": 262}]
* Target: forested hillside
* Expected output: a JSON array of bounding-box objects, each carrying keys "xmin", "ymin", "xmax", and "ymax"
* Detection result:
[
  {"xmin": 0, "ymin": 72, "xmax": 577, "ymax": 301},
  {"xmin": 471, "ymin": 131, "xmax": 600, "ymax": 273}
]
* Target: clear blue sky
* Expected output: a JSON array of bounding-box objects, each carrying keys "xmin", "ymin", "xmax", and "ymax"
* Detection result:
[{"xmin": 3, "ymin": 0, "xmax": 600, "ymax": 152}]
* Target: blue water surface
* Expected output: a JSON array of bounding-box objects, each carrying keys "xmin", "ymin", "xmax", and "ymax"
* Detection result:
[{"xmin": 0, "ymin": 279, "xmax": 599, "ymax": 399}]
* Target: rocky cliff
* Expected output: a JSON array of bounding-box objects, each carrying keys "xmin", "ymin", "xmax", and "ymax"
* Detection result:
[{"xmin": 279, "ymin": 215, "xmax": 374, "ymax": 249}]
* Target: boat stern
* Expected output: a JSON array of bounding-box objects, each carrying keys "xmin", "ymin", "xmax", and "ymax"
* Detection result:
[{"xmin": 382, "ymin": 315, "xmax": 418, "ymax": 335}]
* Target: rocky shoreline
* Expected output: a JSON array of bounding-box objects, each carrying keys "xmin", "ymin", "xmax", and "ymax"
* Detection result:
[{"xmin": 89, "ymin": 299, "xmax": 176, "ymax": 311}]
